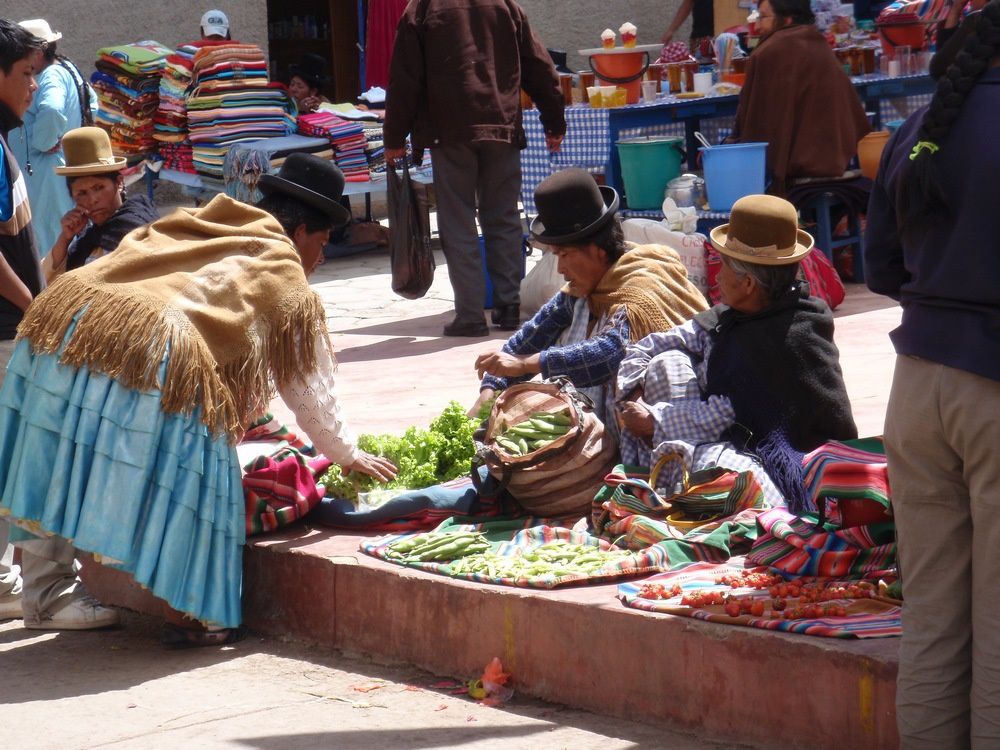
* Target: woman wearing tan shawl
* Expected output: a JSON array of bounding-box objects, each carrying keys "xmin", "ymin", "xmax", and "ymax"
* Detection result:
[
  {"xmin": 0, "ymin": 155, "xmax": 394, "ymax": 646},
  {"xmin": 733, "ymin": 0, "xmax": 870, "ymax": 194},
  {"xmin": 473, "ymin": 169, "xmax": 708, "ymax": 433}
]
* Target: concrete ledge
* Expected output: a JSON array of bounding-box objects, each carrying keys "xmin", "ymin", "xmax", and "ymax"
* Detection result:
[{"xmin": 82, "ymin": 525, "xmax": 901, "ymax": 749}]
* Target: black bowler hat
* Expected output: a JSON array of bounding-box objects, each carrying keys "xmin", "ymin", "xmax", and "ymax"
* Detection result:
[
  {"xmin": 529, "ymin": 168, "xmax": 620, "ymax": 245},
  {"xmin": 289, "ymin": 53, "xmax": 331, "ymax": 90},
  {"xmin": 258, "ymin": 153, "xmax": 352, "ymax": 227}
]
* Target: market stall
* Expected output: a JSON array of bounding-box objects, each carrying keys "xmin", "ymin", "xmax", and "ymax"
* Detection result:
[{"xmin": 520, "ymin": 71, "xmax": 934, "ymax": 215}]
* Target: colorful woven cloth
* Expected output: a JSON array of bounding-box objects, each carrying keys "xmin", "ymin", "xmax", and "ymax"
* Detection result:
[
  {"xmin": 747, "ymin": 509, "xmax": 896, "ymax": 579},
  {"xmin": 619, "ymin": 559, "xmax": 902, "ymax": 638},
  {"xmin": 313, "ymin": 471, "xmax": 509, "ymax": 532},
  {"xmin": 804, "ymin": 437, "xmax": 891, "ymax": 522},
  {"xmin": 362, "ymin": 508, "xmax": 762, "ymax": 588},
  {"xmin": 592, "ymin": 463, "xmax": 766, "ymax": 540},
  {"xmin": 362, "ymin": 519, "xmax": 670, "ymax": 589},
  {"xmin": 92, "ymin": 41, "xmax": 171, "ymax": 155},
  {"xmin": 243, "ymin": 446, "xmax": 330, "ymax": 536},
  {"xmin": 243, "ymin": 412, "xmax": 315, "ymax": 454}
]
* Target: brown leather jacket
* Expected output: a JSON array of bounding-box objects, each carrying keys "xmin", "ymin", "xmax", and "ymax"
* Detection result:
[{"xmin": 383, "ymin": 0, "xmax": 566, "ymax": 156}]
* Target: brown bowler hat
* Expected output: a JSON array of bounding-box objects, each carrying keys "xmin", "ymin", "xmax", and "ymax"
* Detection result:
[
  {"xmin": 55, "ymin": 127, "xmax": 127, "ymax": 176},
  {"xmin": 710, "ymin": 194, "xmax": 813, "ymax": 266}
]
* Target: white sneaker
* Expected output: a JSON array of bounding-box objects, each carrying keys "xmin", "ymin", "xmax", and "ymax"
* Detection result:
[
  {"xmin": 0, "ymin": 594, "xmax": 22, "ymax": 621},
  {"xmin": 24, "ymin": 594, "xmax": 121, "ymax": 631}
]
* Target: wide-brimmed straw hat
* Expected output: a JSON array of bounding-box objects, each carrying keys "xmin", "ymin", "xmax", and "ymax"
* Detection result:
[
  {"xmin": 19, "ymin": 19, "xmax": 62, "ymax": 43},
  {"xmin": 710, "ymin": 194, "xmax": 813, "ymax": 265},
  {"xmin": 258, "ymin": 153, "xmax": 351, "ymax": 227},
  {"xmin": 54, "ymin": 127, "xmax": 127, "ymax": 175},
  {"xmin": 529, "ymin": 168, "xmax": 619, "ymax": 245}
]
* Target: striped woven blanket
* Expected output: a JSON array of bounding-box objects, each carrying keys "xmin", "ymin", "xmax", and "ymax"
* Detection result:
[
  {"xmin": 619, "ymin": 558, "xmax": 902, "ymax": 639},
  {"xmin": 362, "ymin": 508, "xmax": 762, "ymax": 588},
  {"xmin": 747, "ymin": 509, "xmax": 896, "ymax": 579}
]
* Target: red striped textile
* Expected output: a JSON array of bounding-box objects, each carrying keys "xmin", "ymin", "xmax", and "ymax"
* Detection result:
[
  {"xmin": 243, "ymin": 446, "xmax": 331, "ymax": 536},
  {"xmin": 619, "ymin": 559, "xmax": 902, "ymax": 639}
]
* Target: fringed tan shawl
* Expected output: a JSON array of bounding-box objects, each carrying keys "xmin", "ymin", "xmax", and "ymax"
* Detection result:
[
  {"xmin": 17, "ymin": 194, "xmax": 326, "ymax": 441},
  {"xmin": 587, "ymin": 242, "xmax": 708, "ymax": 341}
]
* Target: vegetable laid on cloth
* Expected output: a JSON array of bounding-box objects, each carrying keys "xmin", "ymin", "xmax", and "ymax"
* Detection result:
[
  {"xmin": 320, "ymin": 401, "xmax": 479, "ymax": 501},
  {"xmin": 445, "ymin": 539, "xmax": 632, "ymax": 577},
  {"xmin": 385, "ymin": 531, "xmax": 491, "ymax": 562}
]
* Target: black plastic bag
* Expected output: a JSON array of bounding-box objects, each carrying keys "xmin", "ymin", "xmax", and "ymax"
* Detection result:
[{"xmin": 387, "ymin": 166, "xmax": 435, "ymax": 299}]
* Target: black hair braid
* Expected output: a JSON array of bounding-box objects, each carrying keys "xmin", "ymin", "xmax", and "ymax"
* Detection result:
[{"xmin": 898, "ymin": 0, "xmax": 1000, "ymax": 230}]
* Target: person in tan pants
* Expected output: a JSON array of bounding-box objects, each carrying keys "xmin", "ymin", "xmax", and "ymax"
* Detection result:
[{"xmin": 864, "ymin": 5, "xmax": 1000, "ymax": 745}]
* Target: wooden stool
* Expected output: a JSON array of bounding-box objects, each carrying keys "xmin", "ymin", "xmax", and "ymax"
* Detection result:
[{"xmin": 796, "ymin": 191, "xmax": 865, "ymax": 283}]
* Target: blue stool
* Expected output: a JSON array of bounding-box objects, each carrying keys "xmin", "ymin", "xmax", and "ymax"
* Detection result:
[
  {"xmin": 795, "ymin": 191, "xmax": 865, "ymax": 283},
  {"xmin": 479, "ymin": 235, "xmax": 529, "ymax": 309}
]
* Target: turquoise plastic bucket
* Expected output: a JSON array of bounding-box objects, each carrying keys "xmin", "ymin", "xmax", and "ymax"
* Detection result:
[
  {"xmin": 617, "ymin": 136, "xmax": 685, "ymax": 210},
  {"xmin": 699, "ymin": 142, "xmax": 767, "ymax": 211}
]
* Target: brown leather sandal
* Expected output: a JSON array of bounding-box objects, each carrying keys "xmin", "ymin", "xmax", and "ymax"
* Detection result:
[{"xmin": 160, "ymin": 623, "xmax": 246, "ymax": 648}]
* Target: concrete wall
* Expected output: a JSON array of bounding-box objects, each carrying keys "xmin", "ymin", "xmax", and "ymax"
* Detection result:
[
  {"xmin": 3, "ymin": 1, "xmax": 687, "ymax": 88},
  {"xmin": 2, "ymin": 0, "xmax": 268, "ymax": 72},
  {"xmin": 517, "ymin": 0, "xmax": 688, "ymax": 73}
]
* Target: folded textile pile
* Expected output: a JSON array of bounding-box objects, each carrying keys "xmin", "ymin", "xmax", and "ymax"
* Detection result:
[
  {"xmin": 159, "ymin": 142, "xmax": 195, "ymax": 172},
  {"xmin": 362, "ymin": 122, "xmax": 386, "ymax": 176},
  {"xmin": 92, "ymin": 41, "xmax": 172, "ymax": 155},
  {"xmin": 154, "ymin": 43, "xmax": 197, "ymax": 145},
  {"xmin": 298, "ymin": 111, "xmax": 371, "ymax": 182},
  {"xmin": 185, "ymin": 44, "xmax": 295, "ymax": 177}
]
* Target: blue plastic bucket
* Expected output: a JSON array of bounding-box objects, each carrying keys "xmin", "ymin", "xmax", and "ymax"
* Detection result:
[
  {"xmin": 699, "ymin": 142, "xmax": 767, "ymax": 211},
  {"xmin": 617, "ymin": 136, "xmax": 685, "ymax": 209}
]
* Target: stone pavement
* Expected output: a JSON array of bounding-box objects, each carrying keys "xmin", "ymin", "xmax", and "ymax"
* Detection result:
[
  {"xmin": 297, "ymin": 245, "xmax": 900, "ymax": 439},
  {"xmin": 0, "ymin": 615, "xmax": 743, "ymax": 750}
]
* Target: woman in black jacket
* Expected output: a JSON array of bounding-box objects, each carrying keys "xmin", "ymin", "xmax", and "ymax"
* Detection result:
[{"xmin": 43, "ymin": 127, "xmax": 157, "ymax": 281}]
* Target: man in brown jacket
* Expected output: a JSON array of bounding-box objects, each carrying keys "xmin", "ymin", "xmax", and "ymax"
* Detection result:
[
  {"xmin": 384, "ymin": 0, "xmax": 566, "ymax": 337},
  {"xmin": 733, "ymin": 0, "xmax": 870, "ymax": 194}
]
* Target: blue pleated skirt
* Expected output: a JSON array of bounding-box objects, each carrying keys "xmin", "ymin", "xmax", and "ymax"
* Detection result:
[{"xmin": 0, "ymin": 321, "xmax": 245, "ymax": 628}]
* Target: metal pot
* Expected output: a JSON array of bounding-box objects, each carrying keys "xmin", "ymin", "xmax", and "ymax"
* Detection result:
[{"xmin": 664, "ymin": 173, "xmax": 706, "ymax": 208}]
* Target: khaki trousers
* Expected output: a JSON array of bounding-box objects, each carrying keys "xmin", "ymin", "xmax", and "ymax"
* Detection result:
[
  {"xmin": 0, "ymin": 338, "xmax": 80, "ymax": 618},
  {"xmin": 886, "ymin": 355, "xmax": 1000, "ymax": 749},
  {"xmin": 0, "ymin": 339, "xmax": 19, "ymax": 599}
]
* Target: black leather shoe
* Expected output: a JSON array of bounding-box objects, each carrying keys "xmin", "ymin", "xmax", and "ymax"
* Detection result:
[
  {"xmin": 443, "ymin": 318, "xmax": 490, "ymax": 337},
  {"xmin": 492, "ymin": 304, "xmax": 521, "ymax": 331}
]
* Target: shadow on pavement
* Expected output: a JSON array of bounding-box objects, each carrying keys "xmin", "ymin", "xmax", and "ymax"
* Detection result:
[{"xmin": 233, "ymin": 725, "xmax": 556, "ymax": 750}]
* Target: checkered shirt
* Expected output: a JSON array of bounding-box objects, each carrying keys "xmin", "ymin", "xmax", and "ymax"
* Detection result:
[
  {"xmin": 613, "ymin": 317, "xmax": 783, "ymax": 505},
  {"xmin": 481, "ymin": 291, "xmax": 630, "ymax": 395}
]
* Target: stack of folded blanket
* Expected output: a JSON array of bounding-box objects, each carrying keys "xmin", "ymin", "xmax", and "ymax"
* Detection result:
[
  {"xmin": 185, "ymin": 43, "xmax": 295, "ymax": 178},
  {"xmin": 362, "ymin": 122, "xmax": 386, "ymax": 177},
  {"xmin": 297, "ymin": 112, "xmax": 371, "ymax": 182},
  {"xmin": 158, "ymin": 142, "xmax": 195, "ymax": 172},
  {"xmin": 92, "ymin": 41, "xmax": 172, "ymax": 156},
  {"xmin": 154, "ymin": 43, "xmax": 197, "ymax": 146}
]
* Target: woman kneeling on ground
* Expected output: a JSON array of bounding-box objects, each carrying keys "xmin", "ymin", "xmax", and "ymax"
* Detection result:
[{"xmin": 0, "ymin": 154, "xmax": 396, "ymax": 646}]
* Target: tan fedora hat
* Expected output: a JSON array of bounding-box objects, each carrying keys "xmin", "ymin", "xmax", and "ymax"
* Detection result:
[
  {"xmin": 710, "ymin": 194, "xmax": 814, "ymax": 266},
  {"xmin": 19, "ymin": 19, "xmax": 62, "ymax": 43},
  {"xmin": 55, "ymin": 127, "xmax": 127, "ymax": 176}
]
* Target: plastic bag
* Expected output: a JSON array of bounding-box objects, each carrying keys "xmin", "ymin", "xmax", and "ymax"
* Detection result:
[
  {"xmin": 519, "ymin": 250, "xmax": 564, "ymax": 316},
  {"xmin": 621, "ymin": 219, "xmax": 709, "ymax": 295},
  {"xmin": 387, "ymin": 166, "xmax": 435, "ymax": 299}
]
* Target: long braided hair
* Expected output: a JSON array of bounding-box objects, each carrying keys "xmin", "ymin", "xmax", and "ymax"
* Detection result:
[{"xmin": 898, "ymin": 0, "xmax": 1000, "ymax": 230}]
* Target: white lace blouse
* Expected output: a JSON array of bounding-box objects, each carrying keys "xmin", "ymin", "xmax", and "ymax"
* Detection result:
[{"xmin": 275, "ymin": 333, "xmax": 358, "ymax": 466}]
